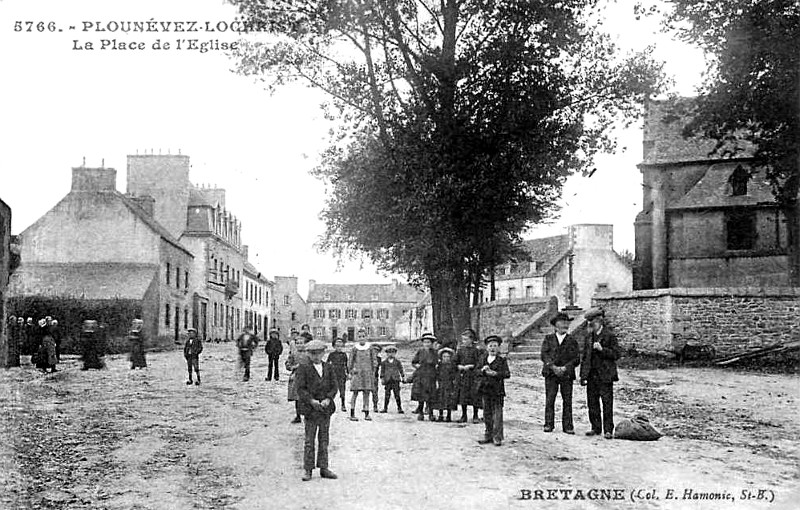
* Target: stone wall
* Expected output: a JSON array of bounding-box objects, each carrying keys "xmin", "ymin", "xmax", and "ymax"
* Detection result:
[
  {"xmin": 471, "ymin": 296, "xmax": 556, "ymax": 342},
  {"xmin": 593, "ymin": 288, "xmax": 800, "ymax": 356}
]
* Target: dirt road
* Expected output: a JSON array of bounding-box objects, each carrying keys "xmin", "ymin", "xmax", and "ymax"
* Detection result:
[{"xmin": 1, "ymin": 343, "xmax": 798, "ymax": 510}]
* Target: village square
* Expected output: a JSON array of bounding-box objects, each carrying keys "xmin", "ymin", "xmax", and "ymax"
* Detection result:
[{"xmin": 1, "ymin": 0, "xmax": 799, "ymax": 509}]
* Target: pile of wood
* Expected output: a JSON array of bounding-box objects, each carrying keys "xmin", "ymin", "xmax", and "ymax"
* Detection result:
[{"xmin": 714, "ymin": 340, "xmax": 800, "ymax": 366}]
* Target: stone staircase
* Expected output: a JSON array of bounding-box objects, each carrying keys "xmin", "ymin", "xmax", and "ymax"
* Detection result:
[{"xmin": 507, "ymin": 305, "xmax": 589, "ymax": 359}]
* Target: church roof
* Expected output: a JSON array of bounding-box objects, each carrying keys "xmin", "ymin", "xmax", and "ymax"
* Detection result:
[
  {"xmin": 669, "ymin": 164, "xmax": 777, "ymax": 210},
  {"xmin": 641, "ymin": 97, "xmax": 756, "ymax": 165},
  {"xmin": 8, "ymin": 263, "xmax": 158, "ymax": 300}
]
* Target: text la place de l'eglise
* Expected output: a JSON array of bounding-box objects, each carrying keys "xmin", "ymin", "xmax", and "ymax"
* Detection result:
[{"xmin": 519, "ymin": 488, "xmax": 625, "ymax": 501}]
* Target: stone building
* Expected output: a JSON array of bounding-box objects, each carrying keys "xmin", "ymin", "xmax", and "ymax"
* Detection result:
[
  {"xmin": 0, "ymin": 198, "xmax": 11, "ymax": 366},
  {"xmin": 243, "ymin": 260, "xmax": 273, "ymax": 336},
  {"xmin": 8, "ymin": 167, "xmax": 194, "ymax": 349},
  {"xmin": 634, "ymin": 98, "xmax": 792, "ymax": 289},
  {"xmin": 306, "ymin": 280, "xmax": 424, "ymax": 342},
  {"xmin": 273, "ymin": 276, "xmax": 307, "ymax": 336},
  {"xmin": 486, "ymin": 224, "xmax": 632, "ymax": 310},
  {"xmin": 127, "ymin": 154, "xmax": 265, "ymax": 342}
]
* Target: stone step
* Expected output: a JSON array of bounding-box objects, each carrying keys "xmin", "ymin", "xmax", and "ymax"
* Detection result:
[{"xmin": 506, "ymin": 351, "xmax": 541, "ymax": 360}]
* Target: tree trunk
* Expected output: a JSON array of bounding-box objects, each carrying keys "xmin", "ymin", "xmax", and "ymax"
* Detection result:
[
  {"xmin": 786, "ymin": 202, "xmax": 800, "ymax": 286},
  {"xmin": 448, "ymin": 278, "xmax": 471, "ymax": 346},
  {"xmin": 430, "ymin": 275, "xmax": 455, "ymax": 345}
]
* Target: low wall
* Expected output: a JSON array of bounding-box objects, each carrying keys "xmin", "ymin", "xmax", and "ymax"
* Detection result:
[
  {"xmin": 593, "ymin": 287, "xmax": 800, "ymax": 356},
  {"xmin": 471, "ymin": 296, "xmax": 557, "ymax": 342}
]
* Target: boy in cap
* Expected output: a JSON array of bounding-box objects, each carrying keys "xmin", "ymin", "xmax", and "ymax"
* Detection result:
[
  {"xmin": 295, "ymin": 339, "xmax": 339, "ymax": 481},
  {"xmin": 184, "ymin": 328, "xmax": 203, "ymax": 385},
  {"xmin": 265, "ymin": 328, "xmax": 283, "ymax": 381},
  {"xmin": 476, "ymin": 335, "xmax": 511, "ymax": 446},
  {"xmin": 580, "ymin": 308, "xmax": 620, "ymax": 439},
  {"xmin": 327, "ymin": 336, "xmax": 350, "ymax": 411},
  {"xmin": 379, "ymin": 344, "xmax": 405, "ymax": 413},
  {"xmin": 541, "ymin": 313, "xmax": 580, "ymax": 434},
  {"xmin": 236, "ymin": 328, "xmax": 258, "ymax": 382}
]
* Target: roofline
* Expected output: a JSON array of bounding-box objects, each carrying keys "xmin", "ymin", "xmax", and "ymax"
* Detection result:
[
  {"xmin": 638, "ymin": 156, "xmax": 754, "ymax": 169},
  {"xmin": 667, "ymin": 202, "xmax": 779, "ymax": 212}
]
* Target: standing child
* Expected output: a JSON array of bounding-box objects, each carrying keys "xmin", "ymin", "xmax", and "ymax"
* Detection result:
[
  {"xmin": 128, "ymin": 319, "xmax": 148, "ymax": 369},
  {"xmin": 287, "ymin": 334, "xmax": 309, "ymax": 423},
  {"xmin": 327, "ymin": 337, "xmax": 349, "ymax": 412},
  {"xmin": 348, "ymin": 328, "xmax": 377, "ymax": 421},
  {"xmin": 295, "ymin": 340, "xmax": 339, "ymax": 482},
  {"xmin": 379, "ymin": 345, "xmax": 405, "ymax": 413},
  {"xmin": 476, "ymin": 335, "xmax": 511, "ymax": 446},
  {"xmin": 183, "ymin": 328, "xmax": 203, "ymax": 386},
  {"xmin": 411, "ymin": 332, "xmax": 438, "ymax": 421},
  {"xmin": 236, "ymin": 328, "xmax": 258, "ymax": 382},
  {"xmin": 436, "ymin": 348, "xmax": 459, "ymax": 422},
  {"xmin": 265, "ymin": 328, "xmax": 283, "ymax": 381},
  {"xmin": 455, "ymin": 328, "xmax": 482, "ymax": 423}
]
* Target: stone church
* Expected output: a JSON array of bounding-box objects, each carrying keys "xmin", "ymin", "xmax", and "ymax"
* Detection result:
[{"xmin": 634, "ymin": 98, "xmax": 792, "ymax": 290}]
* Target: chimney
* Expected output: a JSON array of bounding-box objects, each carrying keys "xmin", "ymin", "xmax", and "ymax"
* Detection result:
[
  {"xmin": 128, "ymin": 195, "xmax": 155, "ymax": 216},
  {"xmin": 392, "ymin": 279, "xmax": 398, "ymax": 288},
  {"xmin": 72, "ymin": 167, "xmax": 117, "ymax": 192},
  {"xmin": 309, "ymin": 279, "xmax": 316, "ymax": 293},
  {"xmin": 242, "ymin": 245, "xmax": 249, "ymax": 259}
]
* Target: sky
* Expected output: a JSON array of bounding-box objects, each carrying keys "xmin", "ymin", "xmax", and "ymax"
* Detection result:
[{"xmin": 0, "ymin": 0, "xmax": 706, "ymax": 297}]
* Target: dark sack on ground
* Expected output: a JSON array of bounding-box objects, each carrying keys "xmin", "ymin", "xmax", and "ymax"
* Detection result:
[{"xmin": 614, "ymin": 414, "xmax": 662, "ymax": 441}]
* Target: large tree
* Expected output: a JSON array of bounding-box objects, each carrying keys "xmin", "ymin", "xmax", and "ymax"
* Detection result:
[
  {"xmin": 662, "ymin": 0, "xmax": 800, "ymax": 284},
  {"xmin": 232, "ymin": 0, "xmax": 661, "ymax": 343}
]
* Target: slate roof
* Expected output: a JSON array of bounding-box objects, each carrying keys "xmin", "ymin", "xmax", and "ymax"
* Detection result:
[
  {"xmin": 642, "ymin": 97, "xmax": 755, "ymax": 165},
  {"xmin": 8, "ymin": 263, "xmax": 158, "ymax": 300},
  {"xmin": 307, "ymin": 282, "xmax": 424, "ymax": 303},
  {"xmin": 669, "ymin": 165, "xmax": 777, "ymax": 210},
  {"xmin": 496, "ymin": 235, "xmax": 571, "ymax": 280},
  {"xmin": 118, "ymin": 194, "xmax": 193, "ymax": 257}
]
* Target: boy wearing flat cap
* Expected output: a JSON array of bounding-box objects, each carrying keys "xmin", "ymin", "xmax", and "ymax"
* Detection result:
[
  {"xmin": 379, "ymin": 345, "xmax": 405, "ymax": 413},
  {"xmin": 295, "ymin": 339, "xmax": 339, "ymax": 481},
  {"xmin": 541, "ymin": 313, "xmax": 580, "ymax": 434},
  {"xmin": 475, "ymin": 335, "xmax": 511, "ymax": 446},
  {"xmin": 580, "ymin": 308, "xmax": 620, "ymax": 439}
]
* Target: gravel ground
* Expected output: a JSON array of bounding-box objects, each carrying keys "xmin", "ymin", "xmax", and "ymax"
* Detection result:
[{"xmin": 0, "ymin": 342, "xmax": 798, "ymax": 510}]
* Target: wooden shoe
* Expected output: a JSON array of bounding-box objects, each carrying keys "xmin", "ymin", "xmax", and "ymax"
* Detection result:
[
  {"xmin": 302, "ymin": 470, "xmax": 312, "ymax": 481},
  {"xmin": 320, "ymin": 469, "xmax": 338, "ymax": 479}
]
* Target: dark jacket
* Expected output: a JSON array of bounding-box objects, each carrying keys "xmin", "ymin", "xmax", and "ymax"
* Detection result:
[
  {"xmin": 579, "ymin": 327, "xmax": 620, "ymax": 383},
  {"xmin": 475, "ymin": 352, "xmax": 511, "ymax": 398},
  {"xmin": 236, "ymin": 332, "xmax": 258, "ymax": 352},
  {"xmin": 184, "ymin": 336, "xmax": 203, "ymax": 358},
  {"xmin": 265, "ymin": 336, "xmax": 283, "ymax": 356},
  {"xmin": 540, "ymin": 333, "xmax": 580, "ymax": 380},
  {"xmin": 295, "ymin": 361, "xmax": 338, "ymax": 417},
  {"xmin": 380, "ymin": 357, "xmax": 405, "ymax": 384}
]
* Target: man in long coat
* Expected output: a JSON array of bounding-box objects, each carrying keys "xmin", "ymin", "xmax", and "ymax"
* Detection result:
[
  {"xmin": 580, "ymin": 308, "xmax": 620, "ymax": 439},
  {"xmin": 541, "ymin": 312, "xmax": 580, "ymax": 434}
]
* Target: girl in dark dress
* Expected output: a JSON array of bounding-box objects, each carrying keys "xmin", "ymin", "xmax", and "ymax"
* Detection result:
[
  {"xmin": 411, "ymin": 333, "xmax": 438, "ymax": 421},
  {"xmin": 455, "ymin": 328, "xmax": 482, "ymax": 423},
  {"xmin": 80, "ymin": 320, "xmax": 105, "ymax": 369},
  {"xmin": 128, "ymin": 319, "xmax": 148, "ymax": 369},
  {"xmin": 436, "ymin": 348, "xmax": 459, "ymax": 422},
  {"xmin": 327, "ymin": 337, "xmax": 349, "ymax": 411}
]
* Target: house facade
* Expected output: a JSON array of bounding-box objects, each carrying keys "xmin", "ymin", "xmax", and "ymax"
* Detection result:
[
  {"xmin": 486, "ymin": 224, "xmax": 632, "ymax": 310},
  {"xmin": 8, "ymin": 166, "xmax": 194, "ymax": 348},
  {"xmin": 634, "ymin": 98, "xmax": 791, "ymax": 289},
  {"xmin": 242, "ymin": 260, "xmax": 273, "ymax": 336},
  {"xmin": 306, "ymin": 280, "xmax": 424, "ymax": 342},
  {"xmin": 273, "ymin": 276, "xmax": 307, "ymax": 336}
]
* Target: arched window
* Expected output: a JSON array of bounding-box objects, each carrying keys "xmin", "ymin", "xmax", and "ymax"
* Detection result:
[{"xmin": 729, "ymin": 166, "xmax": 750, "ymax": 196}]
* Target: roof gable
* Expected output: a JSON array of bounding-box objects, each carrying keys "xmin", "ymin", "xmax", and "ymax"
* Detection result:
[{"xmin": 670, "ymin": 164, "xmax": 777, "ymax": 210}]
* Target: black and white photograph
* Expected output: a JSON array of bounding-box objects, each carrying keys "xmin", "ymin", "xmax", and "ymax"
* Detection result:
[{"xmin": 0, "ymin": 0, "xmax": 798, "ymax": 508}]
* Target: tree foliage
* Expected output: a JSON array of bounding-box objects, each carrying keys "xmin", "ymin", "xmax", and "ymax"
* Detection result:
[
  {"xmin": 660, "ymin": 0, "xmax": 800, "ymax": 283},
  {"xmin": 232, "ymin": 0, "xmax": 662, "ymax": 342}
]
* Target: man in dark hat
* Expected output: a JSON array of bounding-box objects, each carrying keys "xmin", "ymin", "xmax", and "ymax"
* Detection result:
[
  {"xmin": 475, "ymin": 335, "xmax": 511, "ymax": 446},
  {"xmin": 580, "ymin": 308, "xmax": 620, "ymax": 439},
  {"xmin": 265, "ymin": 328, "xmax": 284, "ymax": 381},
  {"xmin": 184, "ymin": 328, "xmax": 203, "ymax": 386},
  {"xmin": 295, "ymin": 339, "xmax": 338, "ymax": 482},
  {"xmin": 541, "ymin": 313, "xmax": 580, "ymax": 434}
]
